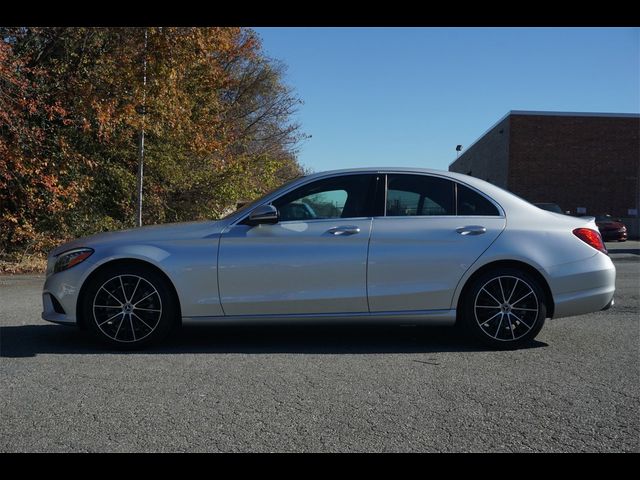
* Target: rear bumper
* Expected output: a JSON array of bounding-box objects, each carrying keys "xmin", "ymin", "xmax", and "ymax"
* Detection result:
[
  {"xmin": 601, "ymin": 230, "xmax": 627, "ymax": 241},
  {"xmin": 547, "ymin": 252, "xmax": 616, "ymax": 319}
]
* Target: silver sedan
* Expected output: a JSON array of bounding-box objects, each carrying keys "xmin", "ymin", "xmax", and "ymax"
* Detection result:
[{"xmin": 42, "ymin": 168, "xmax": 616, "ymax": 349}]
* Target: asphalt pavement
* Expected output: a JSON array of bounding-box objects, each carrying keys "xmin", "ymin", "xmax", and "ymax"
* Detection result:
[{"xmin": 1, "ymin": 241, "xmax": 638, "ymax": 452}]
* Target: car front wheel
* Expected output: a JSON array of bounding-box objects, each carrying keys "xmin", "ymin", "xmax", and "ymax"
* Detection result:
[{"xmin": 80, "ymin": 264, "xmax": 178, "ymax": 349}]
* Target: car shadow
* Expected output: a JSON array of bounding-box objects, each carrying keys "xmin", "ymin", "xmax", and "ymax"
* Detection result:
[{"xmin": 0, "ymin": 323, "xmax": 548, "ymax": 358}]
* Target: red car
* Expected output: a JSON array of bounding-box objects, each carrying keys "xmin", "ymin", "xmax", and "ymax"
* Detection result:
[{"xmin": 595, "ymin": 215, "xmax": 628, "ymax": 242}]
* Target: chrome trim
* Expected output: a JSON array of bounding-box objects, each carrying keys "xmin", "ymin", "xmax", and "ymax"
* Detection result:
[
  {"xmin": 456, "ymin": 225, "xmax": 488, "ymax": 236},
  {"xmin": 228, "ymin": 169, "xmax": 506, "ymax": 228}
]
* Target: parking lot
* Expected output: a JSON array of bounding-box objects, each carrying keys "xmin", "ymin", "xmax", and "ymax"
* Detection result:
[{"xmin": 1, "ymin": 241, "xmax": 638, "ymax": 452}]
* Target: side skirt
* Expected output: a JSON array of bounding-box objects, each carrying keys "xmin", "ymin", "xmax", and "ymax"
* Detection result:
[{"xmin": 182, "ymin": 309, "xmax": 457, "ymax": 326}]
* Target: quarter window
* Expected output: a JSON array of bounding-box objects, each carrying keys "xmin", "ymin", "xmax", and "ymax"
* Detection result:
[{"xmin": 456, "ymin": 183, "xmax": 500, "ymax": 216}]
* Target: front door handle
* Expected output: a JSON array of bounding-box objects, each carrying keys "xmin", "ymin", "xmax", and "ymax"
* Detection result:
[
  {"xmin": 456, "ymin": 225, "xmax": 487, "ymax": 236},
  {"xmin": 328, "ymin": 226, "xmax": 361, "ymax": 236}
]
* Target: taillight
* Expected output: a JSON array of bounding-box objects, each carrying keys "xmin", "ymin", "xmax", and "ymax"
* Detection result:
[{"xmin": 573, "ymin": 228, "xmax": 607, "ymax": 254}]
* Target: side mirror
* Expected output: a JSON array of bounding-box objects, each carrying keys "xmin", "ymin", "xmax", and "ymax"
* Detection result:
[{"xmin": 247, "ymin": 204, "xmax": 279, "ymax": 226}]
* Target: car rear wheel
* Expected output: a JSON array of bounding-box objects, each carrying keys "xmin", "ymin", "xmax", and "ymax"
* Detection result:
[
  {"xmin": 81, "ymin": 264, "xmax": 178, "ymax": 349},
  {"xmin": 461, "ymin": 267, "xmax": 547, "ymax": 349}
]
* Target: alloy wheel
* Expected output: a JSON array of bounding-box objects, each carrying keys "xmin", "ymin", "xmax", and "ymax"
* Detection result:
[
  {"xmin": 473, "ymin": 275, "xmax": 539, "ymax": 342},
  {"xmin": 92, "ymin": 274, "xmax": 163, "ymax": 343}
]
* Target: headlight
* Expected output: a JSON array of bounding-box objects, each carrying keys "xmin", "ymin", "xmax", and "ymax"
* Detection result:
[{"xmin": 54, "ymin": 248, "xmax": 94, "ymax": 273}]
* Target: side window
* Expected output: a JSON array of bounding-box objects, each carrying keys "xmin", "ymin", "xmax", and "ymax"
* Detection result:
[
  {"xmin": 271, "ymin": 174, "xmax": 376, "ymax": 222},
  {"xmin": 386, "ymin": 174, "xmax": 455, "ymax": 216},
  {"xmin": 456, "ymin": 183, "xmax": 500, "ymax": 216}
]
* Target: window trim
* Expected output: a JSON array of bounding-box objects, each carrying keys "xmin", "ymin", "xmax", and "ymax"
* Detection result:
[
  {"xmin": 380, "ymin": 173, "xmax": 504, "ymax": 218},
  {"xmin": 229, "ymin": 170, "xmax": 505, "ymax": 227}
]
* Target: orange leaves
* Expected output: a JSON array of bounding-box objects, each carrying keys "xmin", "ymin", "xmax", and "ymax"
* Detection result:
[{"xmin": 1, "ymin": 27, "xmax": 304, "ymax": 253}]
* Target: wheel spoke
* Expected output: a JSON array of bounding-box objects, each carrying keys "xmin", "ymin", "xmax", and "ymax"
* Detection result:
[
  {"xmin": 114, "ymin": 314, "xmax": 125, "ymax": 339},
  {"xmin": 129, "ymin": 277, "xmax": 142, "ymax": 304},
  {"xmin": 509, "ymin": 311, "xmax": 532, "ymax": 330},
  {"xmin": 132, "ymin": 311, "xmax": 154, "ymax": 331},
  {"xmin": 94, "ymin": 305, "xmax": 122, "ymax": 309},
  {"xmin": 119, "ymin": 276, "xmax": 129, "ymax": 303},
  {"xmin": 481, "ymin": 310, "xmax": 502, "ymax": 327},
  {"xmin": 494, "ymin": 313, "xmax": 504, "ymax": 339},
  {"xmin": 506, "ymin": 278, "xmax": 519, "ymax": 303},
  {"xmin": 512, "ymin": 306, "xmax": 537, "ymax": 312},
  {"xmin": 505, "ymin": 313, "xmax": 516, "ymax": 339},
  {"xmin": 134, "ymin": 290, "xmax": 157, "ymax": 306},
  {"xmin": 133, "ymin": 307, "xmax": 161, "ymax": 312},
  {"xmin": 511, "ymin": 290, "xmax": 533, "ymax": 306},
  {"xmin": 497, "ymin": 277, "xmax": 506, "ymax": 303},
  {"xmin": 481, "ymin": 287, "xmax": 502, "ymax": 306},
  {"xmin": 129, "ymin": 313, "xmax": 136, "ymax": 341},
  {"xmin": 101, "ymin": 287, "xmax": 124, "ymax": 306}
]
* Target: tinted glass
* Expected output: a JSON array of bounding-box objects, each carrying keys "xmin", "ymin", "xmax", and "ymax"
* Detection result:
[
  {"xmin": 386, "ymin": 174, "xmax": 455, "ymax": 216},
  {"xmin": 457, "ymin": 183, "xmax": 500, "ymax": 216},
  {"xmin": 272, "ymin": 174, "xmax": 376, "ymax": 222},
  {"xmin": 534, "ymin": 203, "xmax": 562, "ymax": 214}
]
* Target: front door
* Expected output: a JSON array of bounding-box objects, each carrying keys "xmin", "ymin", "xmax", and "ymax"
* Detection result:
[{"xmin": 218, "ymin": 173, "xmax": 379, "ymax": 316}]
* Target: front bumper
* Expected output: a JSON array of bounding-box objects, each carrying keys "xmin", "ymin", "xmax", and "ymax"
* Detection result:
[
  {"xmin": 601, "ymin": 297, "xmax": 614, "ymax": 311},
  {"xmin": 41, "ymin": 261, "xmax": 93, "ymax": 325}
]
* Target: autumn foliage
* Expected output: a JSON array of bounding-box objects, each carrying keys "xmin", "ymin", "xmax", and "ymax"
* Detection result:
[{"xmin": 0, "ymin": 27, "xmax": 306, "ymax": 259}]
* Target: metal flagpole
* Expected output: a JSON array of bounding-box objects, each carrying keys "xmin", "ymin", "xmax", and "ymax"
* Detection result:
[{"xmin": 136, "ymin": 27, "xmax": 148, "ymax": 227}]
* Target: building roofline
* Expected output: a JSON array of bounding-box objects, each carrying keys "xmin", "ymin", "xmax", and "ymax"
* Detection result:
[
  {"xmin": 448, "ymin": 110, "xmax": 640, "ymax": 169},
  {"xmin": 508, "ymin": 110, "xmax": 640, "ymax": 118}
]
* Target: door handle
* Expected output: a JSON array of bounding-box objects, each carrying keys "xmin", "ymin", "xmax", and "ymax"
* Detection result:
[
  {"xmin": 456, "ymin": 225, "xmax": 487, "ymax": 236},
  {"xmin": 327, "ymin": 226, "xmax": 361, "ymax": 236}
]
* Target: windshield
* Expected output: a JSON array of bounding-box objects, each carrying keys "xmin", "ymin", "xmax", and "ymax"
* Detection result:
[{"xmin": 221, "ymin": 176, "xmax": 304, "ymax": 220}]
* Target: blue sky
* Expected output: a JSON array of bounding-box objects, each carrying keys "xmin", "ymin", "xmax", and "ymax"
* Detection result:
[{"xmin": 254, "ymin": 27, "xmax": 640, "ymax": 173}]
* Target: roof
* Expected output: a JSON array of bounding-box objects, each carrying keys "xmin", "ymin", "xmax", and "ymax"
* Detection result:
[{"xmin": 448, "ymin": 110, "xmax": 640, "ymax": 168}]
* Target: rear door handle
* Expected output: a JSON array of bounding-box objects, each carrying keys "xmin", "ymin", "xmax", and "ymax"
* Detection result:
[
  {"xmin": 328, "ymin": 226, "xmax": 361, "ymax": 236},
  {"xmin": 456, "ymin": 225, "xmax": 487, "ymax": 236}
]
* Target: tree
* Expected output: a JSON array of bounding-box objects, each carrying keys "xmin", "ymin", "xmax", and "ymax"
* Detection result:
[{"xmin": 0, "ymin": 27, "xmax": 307, "ymax": 256}]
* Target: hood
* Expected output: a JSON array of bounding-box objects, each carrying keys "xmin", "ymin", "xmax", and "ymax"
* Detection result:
[{"xmin": 50, "ymin": 219, "xmax": 229, "ymax": 257}]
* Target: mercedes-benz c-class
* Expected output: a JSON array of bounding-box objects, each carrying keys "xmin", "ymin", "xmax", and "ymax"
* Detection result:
[{"xmin": 42, "ymin": 168, "xmax": 616, "ymax": 349}]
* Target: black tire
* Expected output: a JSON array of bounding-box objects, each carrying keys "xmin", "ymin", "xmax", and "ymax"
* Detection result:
[
  {"xmin": 460, "ymin": 267, "xmax": 547, "ymax": 350},
  {"xmin": 80, "ymin": 263, "xmax": 178, "ymax": 349}
]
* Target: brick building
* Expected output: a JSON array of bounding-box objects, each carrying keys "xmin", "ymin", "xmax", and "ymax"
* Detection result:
[{"xmin": 449, "ymin": 111, "xmax": 640, "ymax": 237}]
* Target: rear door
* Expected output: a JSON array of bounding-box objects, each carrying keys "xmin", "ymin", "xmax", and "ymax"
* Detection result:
[{"xmin": 367, "ymin": 173, "xmax": 506, "ymax": 312}]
